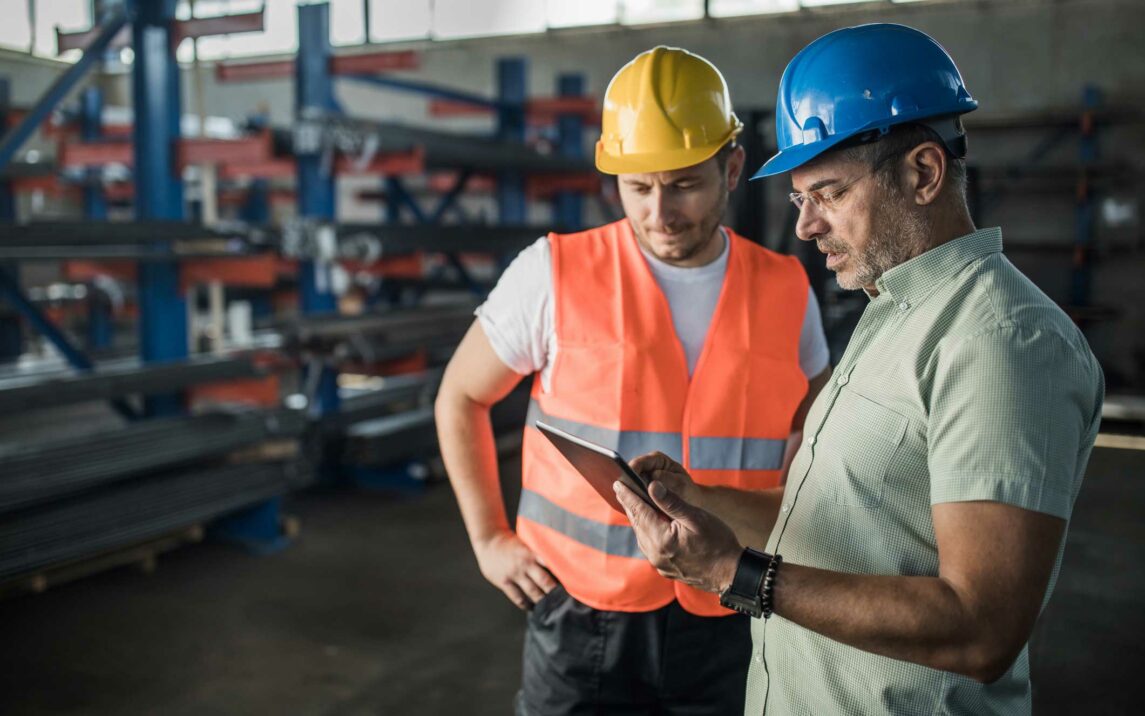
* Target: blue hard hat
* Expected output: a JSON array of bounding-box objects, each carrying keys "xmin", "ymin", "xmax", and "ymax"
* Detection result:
[{"xmin": 752, "ymin": 23, "xmax": 978, "ymax": 179}]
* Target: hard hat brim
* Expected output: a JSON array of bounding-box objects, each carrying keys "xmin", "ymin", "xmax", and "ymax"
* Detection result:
[
  {"xmin": 596, "ymin": 123, "xmax": 743, "ymax": 176},
  {"xmin": 751, "ymin": 100, "xmax": 978, "ymax": 180},
  {"xmin": 750, "ymin": 131, "xmax": 855, "ymax": 180}
]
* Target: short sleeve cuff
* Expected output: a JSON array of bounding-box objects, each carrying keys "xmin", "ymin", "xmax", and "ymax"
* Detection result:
[
  {"xmin": 475, "ymin": 307, "xmax": 533, "ymax": 376},
  {"xmin": 930, "ymin": 472, "xmax": 1073, "ymax": 520}
]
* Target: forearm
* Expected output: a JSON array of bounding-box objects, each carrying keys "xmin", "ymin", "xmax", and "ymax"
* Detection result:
[
  {"xmin": 771, "ymin": 563, "xmax": 1007, "ymax": 682},
  {"xmin": 434, "ymin": 391, "xmax": 511, "ymax": 547},
  {"xmin": 691, "ymin": 485, "xmax": 783, "ymax": 550}
]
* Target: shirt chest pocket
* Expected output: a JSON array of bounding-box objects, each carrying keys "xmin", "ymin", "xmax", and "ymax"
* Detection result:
[{"xmin": 817, "ymin": 387, "xmax": 908, "ymax": 508}]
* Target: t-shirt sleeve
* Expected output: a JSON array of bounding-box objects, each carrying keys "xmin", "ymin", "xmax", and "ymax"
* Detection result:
[
  {"xmin": 927, "ymin": 325, "xmax": 1101, "ymax": 519},
  {"xmin": 799, "ymin": 287, "xmax": 830, "ymax": 379},
  {"xmin": 474, "ymin": 236, "xmax": 553, "ymax": 377}
]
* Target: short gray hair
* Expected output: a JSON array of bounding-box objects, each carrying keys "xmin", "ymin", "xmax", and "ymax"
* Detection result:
[{"xmin": 835, "ymin": 122, "xmax": 968, "ymax": 204}]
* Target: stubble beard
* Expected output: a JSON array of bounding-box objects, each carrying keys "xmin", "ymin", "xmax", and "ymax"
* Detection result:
[{"xmin": 635, "ymin": 184, "xmax": 729, "ymax": 265}]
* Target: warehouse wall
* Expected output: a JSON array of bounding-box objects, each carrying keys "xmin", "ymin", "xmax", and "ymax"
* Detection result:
[{"xmin": 6, "ymin": 0, "xmax": 1142, "ymax": 385}]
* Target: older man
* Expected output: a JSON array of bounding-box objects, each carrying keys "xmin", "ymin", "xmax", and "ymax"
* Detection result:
[{"xmin": 616, "ymin": 24, "xmax": 1104, "ymax": 715}]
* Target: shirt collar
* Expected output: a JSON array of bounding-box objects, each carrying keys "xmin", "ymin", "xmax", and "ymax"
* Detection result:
[{"xmin": 872, "ymin": 227, "xmax": 1003, "ymax": 305}]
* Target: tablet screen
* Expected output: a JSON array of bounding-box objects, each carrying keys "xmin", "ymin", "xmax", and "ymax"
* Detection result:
[{"xmin": 535, "ymin": 421, "xmax": 658, "ymax": 514}]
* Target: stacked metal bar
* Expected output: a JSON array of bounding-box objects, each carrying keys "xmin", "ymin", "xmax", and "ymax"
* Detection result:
[
  {"xmin": 0, "ymin": 461, "xmax": 300, "ymax": 581},
  {"xmin": 280, "ymin": 304, "xmax": 476, "ymax": 365},
  {"xmin": 0, "ymin": 408, "xmax": 307, "ymax": 513}
]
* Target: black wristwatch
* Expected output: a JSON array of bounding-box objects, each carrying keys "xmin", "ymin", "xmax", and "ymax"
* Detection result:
[{"xmin": 719, "ymin": 548, "xmax": 772, "ymax": 618}]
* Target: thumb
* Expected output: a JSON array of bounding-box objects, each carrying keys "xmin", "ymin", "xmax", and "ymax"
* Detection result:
[{"xmin": 648, "ymin": 480, "xmax": 704, "ymax": 529}]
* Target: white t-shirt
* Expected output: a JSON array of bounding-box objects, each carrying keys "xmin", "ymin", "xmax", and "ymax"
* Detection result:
[{"xmin": 476, "ymin": 232, "xmax": 830, "ymax": 392}]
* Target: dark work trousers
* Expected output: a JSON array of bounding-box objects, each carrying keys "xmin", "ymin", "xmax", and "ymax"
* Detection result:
[{"xmin": 515, "ymin": 584, "xmax": 752, "ymax": 715}]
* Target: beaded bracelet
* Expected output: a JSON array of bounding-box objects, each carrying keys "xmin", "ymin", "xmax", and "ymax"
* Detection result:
[{"xmin": 760, "ymin": 553, "xmax": 783, "ymax": 619}]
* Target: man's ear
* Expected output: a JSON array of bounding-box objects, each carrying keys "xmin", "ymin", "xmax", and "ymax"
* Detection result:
[
  {"xmin": 726, "ymin": 145, "xmax": 747, "ymax": 189},
  {"xmin": 905, "ymin": 141, "xmax": 946, "ymax": 206}
]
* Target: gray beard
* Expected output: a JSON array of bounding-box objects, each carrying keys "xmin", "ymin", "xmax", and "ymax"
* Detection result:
[{"xmin": 836, "ymin": 195, "xmax": 931, "ymax": 291}]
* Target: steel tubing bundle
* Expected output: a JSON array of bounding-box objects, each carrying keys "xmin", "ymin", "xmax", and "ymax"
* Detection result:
[
  {"xmin": 0, "ymin": 461, "xmax": 297, "ymax": 581},
  {"xmin": 0, "ymin": 408, "xmax": 307, "ymax": 514},
  {"xmin": 0, "ymin": 356, "xmax": 261, "ymax": 412}
]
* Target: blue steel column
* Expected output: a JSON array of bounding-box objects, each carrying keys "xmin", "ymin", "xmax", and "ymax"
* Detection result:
[
  {"xmin": 80, "ymin": 86, "xmax": 108, "ymax": 219},
  {"xmin": 131, "ymin": 0, "xmax": 187, "ymax": 417},
  {"xmin": 496, "ymin": 57, "xmax": 527, "ymax": 225},
  {"xmin": 1073, "ymin": 84, "xmax": 1100, "ymax": 314},
  {"xmin": 81, "ymin": 86, "xmax": 112, "ymax": 350},
  {"xmin": 0, "ymin": 77, "xmax": 21, "ymax": 362},
  {"xmin": 295, "ymin": 2, "xmax": 340, "ymax": 421},
  {"xmin": 553, "ymin": 73, "xmax": 585, "ymax": 230}
]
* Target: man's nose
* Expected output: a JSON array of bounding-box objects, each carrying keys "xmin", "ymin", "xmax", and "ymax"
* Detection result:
[{"xmin": 794, "ymin": 202, "xmax": 829, "ymax": 243}]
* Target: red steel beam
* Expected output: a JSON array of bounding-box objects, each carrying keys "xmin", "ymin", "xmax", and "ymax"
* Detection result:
[
  {"xmin": 334, "ymin": 147, "xmax": 424, "ymax": 176},
  {"xmin": 176, "ymin": 131, "xmax": 273, "ymax": 170},
  {"xmin": 217, "ymin": 50, "xmax": 419, "ymax": 83},
  {"xmin": 59, "ymin": 12, "xmax": 264, "ymax": 55},
  {"xmin": 330, "ymin": 50, "xmax": 420, "ymax": 75},
  {"xmin": 429, "ymin": 97, "xmax": 599, "ymax": 125},
  {"xmin": 171, "ymin": 10, "xmax": 264, "ymax": 45},
  {"xmin": 56, "ymin": 25, "xmax": 131, "ymax": 54},
  {"xmin": 216, "ymin": 159, "xmax": 297, "ymax": 180},
  {"xmin": 58, "ymin": 140, "xmax": 132, "ymax": 168},
  {"xmin": 215, "ymin": 59, "xmax": 295, "ymax": 82}
]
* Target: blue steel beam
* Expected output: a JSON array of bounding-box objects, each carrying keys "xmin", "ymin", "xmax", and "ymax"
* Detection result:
[
  {"xmin": 496, "ymin": 57, "xmax": 527, "ymax": 225},
  {"xmin": 295, "ymin": 2, "xmax": 339, "ymax": 420},
  {"xmin": 0, "ymin": 6, "xmax": 130, "ymax": 172},
  {"xmin": 80, "ymin": 86, "xmax": 108, "ymax": 220},
  {"xmin": 554, "ymin": 73, "xmax": 586, "ymax": 230},
  {"xmin": 132, "ymin": 0, "xmax": 187, "ymax": 418},
  {"xmin": 0, "ymin": 77, "xmax": 22, "ymax": 362}
]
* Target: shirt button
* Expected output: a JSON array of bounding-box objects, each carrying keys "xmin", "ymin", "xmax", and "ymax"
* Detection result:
[
  {"xmin": 898, "ymin": 301, "xmax": 911, "ymax": 312},
  {"xmin": 754, "ymin": 652, "xmax": 764, "ymax": 664},
  {"xmin": 781, "ymin": 503, "xmax": 791, "ymax": 514},
  {"xmin": 806, "ymin": 435, "xmax": 816, "ymax": 446},
  {"xmin": 836, "ymin": 374, "xmax": 849, "ymax": 386}
]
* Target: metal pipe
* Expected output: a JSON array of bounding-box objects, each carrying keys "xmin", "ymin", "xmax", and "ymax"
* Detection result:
[
  {"xmin": 292, "ymin": 114, "xmax": 593, "ymax": 174},
  {"xmin": 340, "ymin": 73, "xmax": 501, "ymax": 111}
]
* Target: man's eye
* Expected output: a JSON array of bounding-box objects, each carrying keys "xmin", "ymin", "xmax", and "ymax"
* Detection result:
[{"xmin": 822, "ymin": 187, "xmax": 846, "ymax": 205}]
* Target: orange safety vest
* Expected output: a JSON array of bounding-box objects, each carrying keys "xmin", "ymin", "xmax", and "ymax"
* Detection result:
[{"xmin": 517, "ymin": 220, "xmax": 810, "ymax": 616}]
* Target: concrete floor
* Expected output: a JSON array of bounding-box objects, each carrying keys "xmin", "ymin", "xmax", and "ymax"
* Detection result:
[{"xmin": 1, "ymin": 447, "xmax": 1143, "ymax": 715}]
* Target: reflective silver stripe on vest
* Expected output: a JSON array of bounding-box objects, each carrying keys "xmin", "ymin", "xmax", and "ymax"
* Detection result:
[
  {"xmin": 526, "ymin": 400, "xmax": 682, "ymax": 462},
  {"xmin": 528, "ymin": 400, "xmax": 785, "ymax": 470},
  {"xmin": 689, "ymin": 436, "xmax": 786, "ymax": 471},
  {"xmin": 518, "ymin": 488, "xmax": 644, "ymax": 559}
]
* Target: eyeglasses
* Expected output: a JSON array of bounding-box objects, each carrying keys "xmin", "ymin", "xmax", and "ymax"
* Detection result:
[{"xmin": 787, "ymin": 149, "xmax": 902, "ymax": 213}]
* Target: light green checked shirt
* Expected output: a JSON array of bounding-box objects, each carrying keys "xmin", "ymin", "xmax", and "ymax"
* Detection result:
[{"xmin": 745, "ymin": 228, "xmax": 1104, "ymax": 716}]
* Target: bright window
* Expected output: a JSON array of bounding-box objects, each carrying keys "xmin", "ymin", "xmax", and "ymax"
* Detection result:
[
  {"xmin": 0, "ymin": 0, "xmax": 32, "ymax": 53},
  {"xmin": 432, "ymin": 0, "xmax": 546, "ymax": 40},
  {"xmin": 621, "ymin": 0, "xmax": 705, "ymax": 25},
  {"xmin": 547, "ymin": 0, "xmax": 620, "ymax": 28},
  {"xmin": 709, "ymin": 0, "xmax": 798, "ymax": 17},
  {"xmin": 368, "ymin": 0, "xmax": 432, "ymax": 42},
  {"xmin": 799, "ymin": 0, "xmax": 879, "ymax": 7},
  {"xmin": 33, "ymin": 0, "xmax": 91, "ymax": 60},
  {"xmin": 330, "ymin": 0, "xmax": 367, "ymax": 46}
]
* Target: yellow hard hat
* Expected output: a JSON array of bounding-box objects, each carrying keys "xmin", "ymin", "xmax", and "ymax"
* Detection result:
[{"xmin": 595, "ymin": 46, "xmax": 742, "ymax": 175}]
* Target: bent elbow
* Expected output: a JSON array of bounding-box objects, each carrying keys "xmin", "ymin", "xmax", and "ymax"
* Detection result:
[{"xmin": 961, "ymin": 644, "xmax": 1022, "ymax": 685}]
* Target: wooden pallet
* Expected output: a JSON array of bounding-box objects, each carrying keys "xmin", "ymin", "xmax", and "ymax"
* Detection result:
[{"xmin": 0, "ymin": 524, "xmax": 205, "ymax": 599}]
